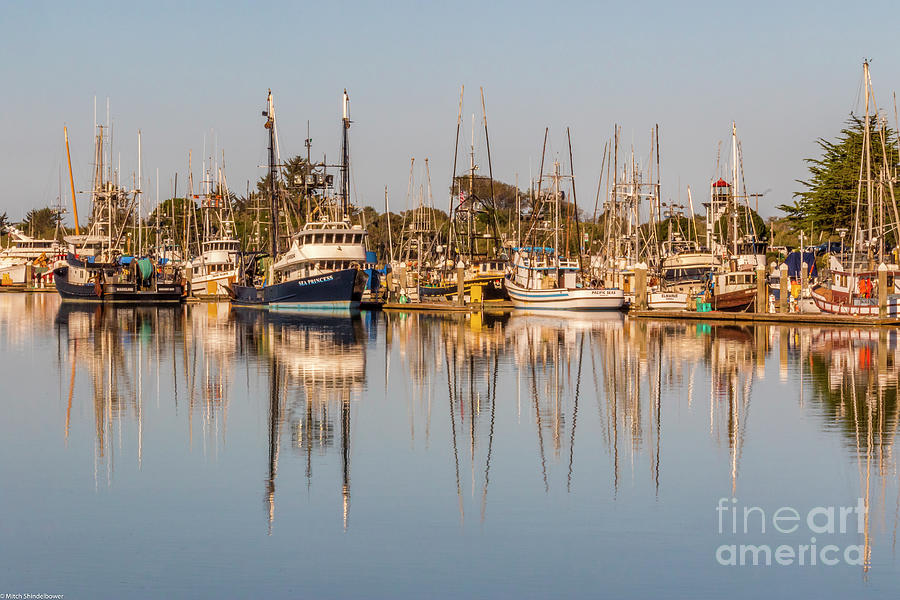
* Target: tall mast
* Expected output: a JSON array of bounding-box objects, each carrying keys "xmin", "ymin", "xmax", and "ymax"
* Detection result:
[
  {"xmin": 137, "ymin": 129, "xmax": 142, "ymax": 255},
  {"xmin": 864, "ymin": 61, "xmax": 874, "ymax": 265},
  {"xmin": 340, "ymin": 89, "xmax": 351, "ymax": 218},
  {"xmin": 264, "ymin": 89, "xmax": 279, "ymax": 258},
  {"xmin": 731, "ymin": 122, "xmax": 738, "ymax": 256},
  {"xmin": 64, "ymin": 127, "xmax": 80, "ymax": 235},
  {"xmin": 468, "ymin": 113, "xmax": 475, "ymax": 262}
]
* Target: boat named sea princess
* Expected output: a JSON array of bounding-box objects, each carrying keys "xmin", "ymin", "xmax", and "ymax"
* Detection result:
[
  {"xmin": 505, "ymin": 247, "xmax": 625, "ymax": 310},
  {"xmin": 230, "ymin": 220, "xmax": 369, "ymax": 310},
  {"xmin": 229, "ymin": 88, "xmax": 367, "ymax": 311}
]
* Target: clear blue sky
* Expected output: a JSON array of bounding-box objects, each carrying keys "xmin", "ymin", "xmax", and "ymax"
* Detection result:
[{"xmin": 0, "ymin": 0, "xmax": 895, "ymax": 224}]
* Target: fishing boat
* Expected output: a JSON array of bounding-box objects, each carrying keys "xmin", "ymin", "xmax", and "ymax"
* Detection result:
[
  {"xmin": 418, "ymin": 87, "xmax": 509, "ymax": 302},
  {"xmin": 230, "ymin": 89, "xmax": 366, "ymax": 310},
  {"xmin": 186, "ymin": 172, "xmax": 240, "ymax": 298},
  {"xmin": 701, "ymin": 125, "xmax": 768, "ymax": 312},
  {"xmin": 53, "ymin": 122, "xmax": 186, "ymax": 303},
  {"xmin": 810, "ymin": 62, "xmax": 900, "ymax": 317},
  {"xmin": 0, "ymin": 226, "xmax": 63, "ymax": 286},
  {"xmin": 648, "ymin": 220, "xmax": 719, "ymax": 310},
  {"xmin": 189, "ymin": 237, "xmax": 240, "ymax": 298},
  {"xmin": 505, "ymin": 246, "xmax": 625, "ymax": 310},
  {"xmin": 54, "ymin": 253, "xmax": 184, "ymax": 302},
  {"xmin": 506, "ymin": 155, "xmax": 624, "ymax": 311}
]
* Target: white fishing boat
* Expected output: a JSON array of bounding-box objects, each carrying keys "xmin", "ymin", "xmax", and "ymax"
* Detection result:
[
  {"xmin": 189, "ymin": 237, "xmax": 240, "ymax": 297},
  {"xmin": 647, "ymin": 290, "xmax": 688, "ymax": 310},
  {"xmin": 187, "ymin": 178, "xmax": 240, "ymax": 298},
  {"xmin": 505, "ymin": 247, "xmax": 625, "ymax": 310},
  {"xmin": 507, "ymin": 155, "xmax": 624, "ymax": 311},
  {"xmin": 0, "ymin": 227, "xmax": 63, "ymax": 285}
]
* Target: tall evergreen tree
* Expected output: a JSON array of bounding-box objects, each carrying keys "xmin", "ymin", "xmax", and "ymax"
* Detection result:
[{"xmin": 780, "ymin": 116, "xmax": 900, "ymax": 238}]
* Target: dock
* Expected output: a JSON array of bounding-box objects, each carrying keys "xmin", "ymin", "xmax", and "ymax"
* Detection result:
[
  {"xmin": 0, "ymin": 286, "xmax": 56, "ymax": 294},
  {"xmin": 629, "ymin": 309, "xmax": 900, "ymax": 327},
  {"xmin": 382, "ymin": 300, "xmax": 515, "ymax": 313}
]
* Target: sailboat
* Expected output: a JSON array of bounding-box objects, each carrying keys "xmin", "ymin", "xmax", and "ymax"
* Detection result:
[
  {"xmin": 506, "ymin": 156, "xmax": 625, "ymax": 311},
  {"xmin": 229, "ymin": 90, "xmax": 368, "ymax": 310}
]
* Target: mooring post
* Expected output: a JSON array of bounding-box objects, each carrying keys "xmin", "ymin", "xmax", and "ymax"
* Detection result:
[
  {"xmin": 800, "ymin": 259, "xmax": 809, "ymax": 300},
  {"xmin": 456, "ymin": 262, "xmax": 465, "ymax": 306},
  {"xmin": 878, "ymin": 262, "xmax": 888, "ymax": 318},
  {"xmin": 756, "ymin": 266, "xmax": 766, "ymax": 313},
  {"xmin": 635, "ymin": 263, "xmax": 647, "ymax": 310},
  {"xmin": 397, "ymin": 264, "xmax": 407, "ymax": 301},
  {"xmin": 779, "ymin": 263, "xmax": 788, "ymax": 314}
]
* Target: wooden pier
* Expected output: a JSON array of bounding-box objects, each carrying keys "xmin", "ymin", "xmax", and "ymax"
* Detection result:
[{"xmin": 382, "ymin": 300, "xmax": 514, "ymax": 313}]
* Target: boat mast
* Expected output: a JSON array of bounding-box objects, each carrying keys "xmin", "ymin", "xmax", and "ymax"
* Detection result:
[
  {"xmin": 468, "ymin": 113, "xmax": 476, "ymax": 262},
  {"xmin": 264, "ymin": 90, "xmax": 279, "ymax": 258},
  {"xmin": 553, "ymin": 160, "xmax": 560, "ymax": 279},
  {"xmin": 64, "ymin": 127, "xmax": 80, "ymax": 236},
  {"xmin": 864, "ymin": 61, "xmax": 874, "ymax": 267},
  {"xmin": 731, "ymin": 122, "xmax": 738, "ymax": 256},
  {"xmin": 340, "ymin": 89, "xmax": 351, "ymax": 219},
  {"xmin": 137, "ymin": 129, "xmax": 142, "ymax": 255}
]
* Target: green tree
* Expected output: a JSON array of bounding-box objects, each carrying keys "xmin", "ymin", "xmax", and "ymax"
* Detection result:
[
  {"xmin": 20, "ymin": 207, "xmax": 61, "ymax": 238},
  {"xmin": 779, "ymin": 116, "xmax": 899, "ymax": 239}
]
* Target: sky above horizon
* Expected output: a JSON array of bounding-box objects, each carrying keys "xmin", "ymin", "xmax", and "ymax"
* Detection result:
[{"xmin": 1, "ymin": 0, "xmax": 897, "ymax": 225}]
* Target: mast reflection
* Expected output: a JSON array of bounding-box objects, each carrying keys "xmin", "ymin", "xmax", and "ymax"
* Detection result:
[{"xmin": 234, "ymin": 309, "xmax": 365, "ymax": 532}]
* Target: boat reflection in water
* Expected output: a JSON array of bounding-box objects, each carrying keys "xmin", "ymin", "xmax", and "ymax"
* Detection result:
[
  {"xmin": 54, "ymin": 303, "xmax": 187, "ymax": 481},
  {"xmin": 41, "ymin": 292, "xmax": 900, "ymax": 585},
  {"xmin": 233, "ymin": 308, "xmax": 366, "ymax": 532}
]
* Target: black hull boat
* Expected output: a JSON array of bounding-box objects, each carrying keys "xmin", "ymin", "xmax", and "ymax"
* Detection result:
[
  {"xmin": 229, "ymin": 267, "xmax": 365, "ymax": 311},
  {"xmin": 53, "ymin": 254, "xmax": 185, "ymax": 303}
]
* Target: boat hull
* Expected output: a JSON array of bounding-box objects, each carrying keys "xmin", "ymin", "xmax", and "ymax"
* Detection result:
[
  {"xmin": 505, "ymin": 276, "xmax": 625, "ymax": 311},
  {"xmin": 647, "ymin": 291, "xmax": 688, "ymax": 310},
  {"xmin": 190, "ymin": 271, "xmax": 237, "ymax": 298},
  {"xmin": 811, "ymin": 286, "xmax": 900, "ymax": 317},
  {"xmin": 53, "ymin": 267, "xmax": 184, "ymax": 303},
  {"xmin": 712, "ymin": 286, "xmax": 756, "ymax": 312},
  {"xmin": 419, "ymin": 275, "xmax": 508, "ymax": 300},
  {"xmin": 230, "ymin": 268, "xmax": 364, "ymax": 311}
]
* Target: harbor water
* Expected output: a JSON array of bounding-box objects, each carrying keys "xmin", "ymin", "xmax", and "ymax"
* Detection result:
[{"xmin": 1, "ymin": 293, "xmax": 898, "ymax": 598}]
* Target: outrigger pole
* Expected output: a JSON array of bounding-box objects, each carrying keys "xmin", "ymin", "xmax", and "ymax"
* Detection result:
[{"xmin": 64, "ymin": 127, "xmax": 80, "ymax": 235}]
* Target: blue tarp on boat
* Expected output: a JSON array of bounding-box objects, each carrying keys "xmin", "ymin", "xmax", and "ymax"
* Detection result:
[{"xmin": 785, "ymin": 251, "xmax": 817, "ymax": 279}]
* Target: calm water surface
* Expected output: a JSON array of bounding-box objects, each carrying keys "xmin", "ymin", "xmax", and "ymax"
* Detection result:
[{"xmin": 1, "ymin": 294, "xmax": 899, "ymax": 598}]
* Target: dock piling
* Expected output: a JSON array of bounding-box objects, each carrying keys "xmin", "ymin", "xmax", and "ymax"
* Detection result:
[
  {"xmin": 635, "ymin": 263, "xmax": 647, "ymax": 310},
  {"xmin": 879, "ymin": 262, "xmax": 887, "ymax": 318},
  {"xmin": 779, "ymin": 263, "xmax": 788, "ymax": 314},
  {"xmin": 756, "ymin": 266, "xmax": 766, "ymax": 313}
]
